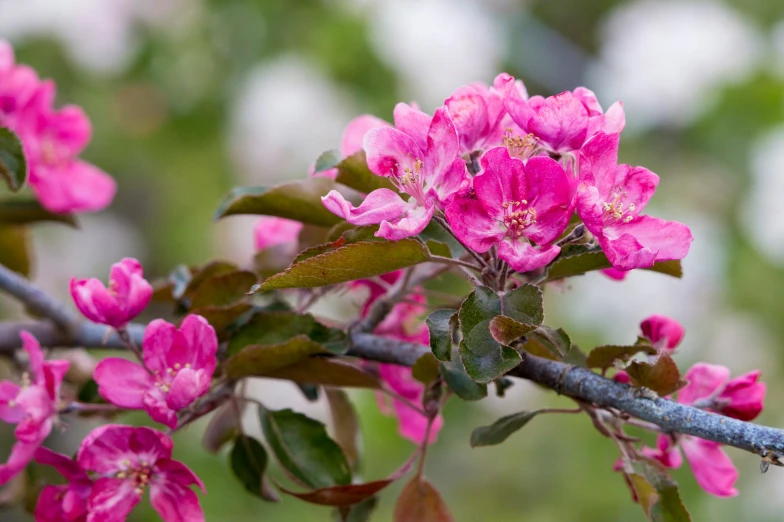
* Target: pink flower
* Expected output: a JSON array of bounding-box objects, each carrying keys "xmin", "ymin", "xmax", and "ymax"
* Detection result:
[
  {"xmin": 34, "ymin": 447, "xmax": 93, "ymax": 522},
  {"xmin": 253, "ymin": 216, "xmax": 303, "ymax": 252},
  {"xmin": 313, "ymin": 114, "xmax": 389, "ymax": 179},
  {"xmin": 77, "ymin": 424, "xmax": 205, "ymax": 522},
  {"xmin": 378, "ymin": 363, "xmax": 443, "ymax": 444},
  {"xmin": 497, "ymin": 73, "xmax": 624, "ymax": 153},
  {"xmin": 70, "ymin": 258, "xmax": 153, "ymax": 329},
  {"xmin": 576, "ymin": 132, "xmax": 693, "ymax": 270},
  {"xmin": 93, "ymin": 315, "xmax": 218, "ymax": 429},
  {"xmin": 322, "ymin": 106, "xmax": 468, "ymax": 240},
  {"xmin": 601, "ymin": 268, "xmax": 628, "ymax": 281},
  {"xmin": 0, "ymin": 40, "xmax": 40, "ymax": 130},
  {"xmin": 445, "ymin": 146, "xmax": 572, "ymax": 272},
  {"xmin": 640, "ymin": 315, "xmax": 684, "ymax": 351},
  {"xmin": 0, "ymin": 332, "xmax": 69, "ymax": 485}
]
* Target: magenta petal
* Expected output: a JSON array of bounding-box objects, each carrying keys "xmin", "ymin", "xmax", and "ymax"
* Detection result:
[
  {"xmin": 429, "ymin": 158, "xmax": 468, "ymax": 205},
  {"xmin": 144, "ymin": 389, "xmax": 178, "ymax": 429},
  {"xmin": 94, "ymin": 358, "xmax": 152, "ymax": 409},
  {"xmin": 166, "ymin": 368, "xmax": 205, "ymax": 411},
  {"xmin": 31, "ymin": 160, "xmax": 116, "ymax": 214},
  {"xmin": 87, "ymin": 477, "xmax": 143, "ymax": 522},
  {"xmin": 392, "ymin": 102, "xmax": 431, "ymax": 151},
  {"xmin": 445, "ymin": 196, "xmax": 504, "ymax": 254},
  {"xmin": 77, "ymin": 424, "xmax": 135, "ymax": 473},
  {"xmin": 364, "ymin": 127, "xmax": 422, "ymax": 178},
  {"xmin": 498, "ymin": 241, "xmax": 560, "ymax": 273},
  {"xmin": 322, "ymin": 189, "xmax": 410, "ymax": 227},
  {"xmin": 394, "ymin": 400, "xmax": 442, "ymax": 445},
  {"xmin": 424, "ymin": 106, "xmax": 460, "ymax": 182},
  {"xmin": 34, "ymin": 447, "xmax": 87, "ymax": 483},
  {"xmin": 376, "ymin": 200, "xmax": 434, "ymax": 241},
  {"xmin": 0, "ymin": 440, "xmax": 38, "ymax": 485},
  {"xmin": 640, "ymin": 315, "xmax": 684, "ymax": 351},
  {"xmin": 69, "ymin": 278, "xmax": 112, "ymax": 325},
  {"xmin": 579, "ymin": 132, "xmax": 621, "ymax": 194},
  {"xmin": 521, "ymin": 156, "xmax": 572, "ymax": 245},
  {"xmin": 340, "ymin": 114, "xmax": 389, "ymax": 156},
  {"xmin": 573, "ymin": 86, "xmax": 603, "ymax": 116},
  {"xmin": 143, "ymin": 319, "xmax": 179, "ymax": 374},
  {"xmin": 253, "ymin": 216, "xmax": 303, "ymax": 251},
  {"xmin": 474, "ymin": 147, "xmax": 526, "ymax": 218},
  {"xmin": 170, "ymin": 315, "xmax": 217, "ymax": 375},
  {"xmin": 614, "ymin": 165, "xmax": 659, "ymax": 217},
  {"xmin": 150, "ymin": 479, "xmax": 205, "ymax": 522},
  {"xmin": 35, "ymin": 485, "xmax": 70, "ymax": 522},
  {"xmin": 445, "ymin": 85, "xmax": 489, "ymax": 152},
  {"xmin": 602, "ymin": 216, "xmax": 693, "ymax": 270},
  {"xmin": 640, "ymin": 434, "xmax": 683, "ymax": 469},
  {"xmin": 527, "ymin": 91, "xmax": 589, "ymax": 152},
  {"xmin": 20, "ymin": 331, "xmax": 44, "ymax": 383},
  {"xmin": 681, "ymin": 437, "xmax": 738, "ymax": 497},
  {"xmin": 719, "ymin": 371, "xmax": 765, "ymax": 421},
  {"xmin": 154, "ymin": 458, "xmax": 205, "ymax": 492},
  {"xmin": 679, "ymin": 363, "xmax": 731, "ymax": 406},
  {"xmin": 0, "ymin": 380, "xmax": 23, "ymax": 423}
]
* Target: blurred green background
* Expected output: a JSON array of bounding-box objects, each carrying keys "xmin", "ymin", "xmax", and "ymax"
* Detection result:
[{"xmin": 3, "ymin": 0, "xmax": 784, "ymax": 520}]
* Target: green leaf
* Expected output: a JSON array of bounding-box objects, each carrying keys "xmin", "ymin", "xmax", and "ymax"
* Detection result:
[
  {"xmin": 224, "ymin": 336, "xmax": 330, "ymax": 379},
  {"xmin": 586, "ymin": 344, "xmax": 658, "ymax": 370},
  {"xmin": 263, "ymin": 358, "xmax": 381, "ymax": 389},
  {"xmin": 257, "ymin": 239, "xmax": 431, "ymax": 291},
  {"xmin": 334, "ymin": 151, "xmax": 396, "ymax": 193},
  {"xmin": 502, "ymin": 284, "xmax": 544, "ymax": 325},
  {"xmin": 425, "ymin": 240, "xmax": 451, "ymax": 258},
  {"xmin": 529, "ymin": 326, "xmax": 572, "ymax": 359},
  {"xmin": 341, "ymin": 497, "xmax": 378, "ymax": 522},
  {"xmin": 0, "ymin": 226, "xmax": 30, "ymax": 276},
  {"xmin": 470, "ymin": 410, "xmax": 543, "ymax": 447},
  {"xmin": 76, "ymin": 379, "xmax": 102, "ymax": 404},
  {"xmin": 230, "ymin": 436, "xmax": 269, "ymax": 498},
  {"xmin": 0, "ymin": 127, "xmax": 27, "ymax": 192},
  {"xmin": 545, "ymin": 247, "xmax": 683, "ymax": 281},
  {"xmin": 626, "ymin": 352, "xmax": 685, "ymax": 396},
  {"xmin": 425, "ymin": 309, "xmax": 456, "ymax": 362},
  {"xmin": 182, "ymin": 261, "xmax": 238, "ymax": 299},
  {"xmin": 315, "ymin": 149, "xmax": 341, "ymax": 173},
  {"xmin": 203, "ymin": 403, "xmax": 239, "ymax": 454},
  {"xmin": 190, "ymin": 303, "xmax": 253, "ymax": 341},
  {"xmin": 412, "ymin": 353, "xmax": 440, "ymax": 384},
  {"xmin": 227, "ymin": 311, "xmax": 347, "ymax": 356},
  {"xmin": 648, "ymin": 260, "xmax": 682, "ymax": 278},
  {"xmin": 439, "ymin": 360, "xmax": 487, "ymax": 401},
  {"xmin": 489, "ymin": 316, "xmax": 536, "ymax": 345},
  {"xmin": 259, "ymin": 407, "xmax": 352, "ymax": 490},
  {"xmin": 563, "ymin": 344, "xmax": 589, "ymax": 367},
  {"xmin": 393, "ymin": 477, "xmax": 454, "ymax": 522},
  {"xmin": 214, "ymin": 178, "xmax": 349, "ymax": 227},
  {"xmin": 630, "ymin": 462, "xmax": 692, "ymax": 522},
  {"xmin": 188, "ymin": 270, "xmax": 257, "ymax": 308},
  {"xmin": 294, "ymin": 226, "xmax": 383, "ymax": 264},
  {"xmin": 459, "ymin": 322, "xmax": 521, "ymax": 383},
  {"xmin": 459, "ymin": 286, "xmax": 500, "ymax": 337},
  {"xmin": 326, "ymin": 389, "xmax": 361, "ymax": 471},
  {"xmin": 0, "ymin": 200, "xmax": 77, "ymax": 227}
]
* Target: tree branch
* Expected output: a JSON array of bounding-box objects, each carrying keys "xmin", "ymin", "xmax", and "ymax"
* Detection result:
[{"xmin": 0, "ymin": 263, "xmax": 76, "ymax": 331}]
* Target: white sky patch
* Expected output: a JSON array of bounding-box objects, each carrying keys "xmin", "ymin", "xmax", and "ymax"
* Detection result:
[{"xmin": 589, "ymin": 0, "xmax": 761, "ymax": 131}]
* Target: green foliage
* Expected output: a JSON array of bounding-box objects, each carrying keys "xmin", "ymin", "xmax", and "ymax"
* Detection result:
[
  {"xmin": 188, "ymin": 270, "xmax": 257, "ymax": 308},
  {"xmin": 230, "ymin": 436, "xmax": 270, "ymax": 499},
  {"xmin": 425, "ymin": 309, "xmax": 456, "ymax": 361},
  {"xmin": 224, "ymin": 335, "xmax": 330, "ymax": 378},
  {"xmin": 412, "ymin": 353, "xmax": 440, "ymax": 384},
  {"xmin": 626, "ymin": 353, "xmax": 685, "ymax": 396},
  {"xmin": 0, "ymin": 226, "xmax": 30, "ymax": 275},
  {"xmin": 470, "ymin": 410, "xmax": 544, "ymax": 447},
  {"xmin": 459, "ymin": 322, "xmax": 521, "ymax": 383},
  {"xmin": 314, "ymin": 149, "xmax": 341, "ymax": 173},
  {"xmin": 326, "ymin": 389, "xmax": 361, "ymax": 471},
  {"xmin": 263, "ymin": 358, "xmax": 381, "ymax": 389},
  {"xmin": 260, "ymin": 407, "xmax": 352, "ymax": 490},
  {"xmin": 502, "ymin": 283, "xmax": 544, "ymax": 325},
  {"xmin": 0, "ymin": 200, "xmax": 77, "ymax": 227},
  {"xmin": 335, "ymin": 151, "xmax": 396, "ymax": 193},
  {"xmin": 545, "ymin": 246, "xmax": 683, "ymax": 281},
  {"xmin": 0, "ymin": 127, "xmax": 27, "ymax": 192},
  {"xmin": 628, "ymin": 462, "xmax": 692, "ymax": 521},
  {"xmin": 586, "ymin": 344, "xmax": 658, "ymax": 370},
  {"xmin": 227, "ymin": 311, "xmax": 347, "ymax": 356},
  {"xmin": 439, "ymin": 359, "xmax": 487, "ymax": 401}
]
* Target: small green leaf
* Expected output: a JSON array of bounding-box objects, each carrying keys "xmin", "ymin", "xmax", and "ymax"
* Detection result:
[
  {"xmin": 528, "ymin": 326, "xmax": 572, "ymax": 359},
  {"xmin": 502, "ymin": 284, "xmax": 544, "ymax": 325},
  {"xmin": 257, "ymin": 239, "xmax": 431, "ymax": 291},
  {"xmin": 182, "ymin": 261, "xmax": 238, "ymax": 299},
  {"xmin": 0, "ymin": 200, "xmax": 77, "ymax": 227},
  {"xmin": 315, "ymin": 149, "xmax": 341, "ymax": 173},
  {"xmin": 648, "ymin": 260, "xmax": 682, "ymax": 279},
  {"xmin": 341, "ymin": 497, "xmax": 378, "ymax": 522},
  {"xmin": 425, "ymin": 239, "xmax": 451, "ymax": 258},
  {"xmin": 425, "ymin": 309, "xmax": 456, "ymax": 361},
  {"xmin": 470, "ymin": 410, "xmax": 543, "ymax": 447},
  {"xmin": 546, "ymin": 247, "xmax": 683, "ymax": 281},
  {"xmin": 626, "ymin": 352, "xmax": 685, "ymax": 396},
  {"xmin": 563, "ymin": 344, "xmax": 589, "ymax": 367},
  {"xmin": 190, "ymin": 303, "xmax": 253, "ymax": 341},
  {"xmin": 227, "ymin": 311, "xmax": 347, "ymax": 356},
  {"xmin": 0, "ymin": 226, "xmax": 30, "ymax": 276},
  {"xmin": 630, "ymin": 461, "xmax": 692, "ymax": 522},
  {"xmin": 224, "ymin": 336, "xmax": 330, "ymax": 379},
  {"xmin": 294, "ymin": 226, "xmax": 383, "ymax": 264},
  {"xmin": 230, "ymin": 436, "xmax": 269, "ymax": 498},
  {"xmin": 489, "ymin": 316, "xmax": 536, "ymax": 345},
  {"xmin": 418, "ymin": 219, "xmax": 464, "ymax": 257},
  {"xmin": 259, "ymin": 407, "xmax": 352, "ymax": 490},
  {"xmin": 439, "ymin": 360, "xmax": 487, "ymax": 401},
  {"xmin": 326, "ymin": 389, "xmax": 361, "ymax": 471},
  {"xmin": 393, "ymin": 477, "xmax": 454, "ymax": 522},
  {"xmin": 188, "ymin": 270, "xmax": 257, "ymax": 308},
  {"xmin": 215, "ymin": 178, "xmax": 350, "ymax": 227},
  {"xmin": 264, "ymin": 358, "xmax": 380, "ymax": 389},
  {"xmin": 334, "ymin": 151, "xmax": 396, "ymax": 193},
  {"xmin": 459, "ymin": 286, "xmax": 501, "ymax": 337},
  {"xmin": 0, "ymin": 127, "xmax": 27, "ymax": 192},
  {"xmin": 494, "ymin": 377, "xmax": 515, "ymax": 397},
  {"xmin": 76, "ymin": 379, "xmax": 103, "ymax": 404},
  {"xmin": 586, "ymin": 344, "xmax": 657, "ymax": 370},
  {"xmin": 459, "ymin": 322, "xmax": 521, "ymax": 383},
  {"xmin": 412, "ymin": 353, "xmax": 440, "ymax": 384}
]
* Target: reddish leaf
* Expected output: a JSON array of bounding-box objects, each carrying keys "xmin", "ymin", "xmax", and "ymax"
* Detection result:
[
  {"xmin": 489, "ymin": 316, "xmax": 536, "ymax": 345},
  {"xmin": 586, "ymin": 344, "xmax": 657, "ymax": 370},
  {"xmin": 626, "ymin": 352, "xmax": 685, "ymax": 396},
  {"xmin": 393, "ymin": 477, "xmax": 454, "ymax": 522},
  {"xmin": 279, "ymin": 478, "xmax": 393, "ymax": 506},
  {"xmin": 265, "ymin": 357, "xmax": 381, "ymax": 389}
]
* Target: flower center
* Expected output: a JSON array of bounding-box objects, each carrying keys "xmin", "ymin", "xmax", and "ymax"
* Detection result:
[
  {"xmin": 153, "ymin": 363, "xmax": 192, "ymax": 393},
  {"xmin": 392, "ymin": 158, "xmax": 428, "ymax": 205},
  {"xmin": 503, "ymin": 129, "xmax": 538, "ymax": 159},
  {"xmin": 116, "ymin": 459, "xmax": 154, "ymax": 494},
  {"xmin": 602, "ymin": 188, "xmax": 634, "ymax": 224},
  {"xmin": 501, "ymin": 200, "xmax": 536, "ymax": 238}
]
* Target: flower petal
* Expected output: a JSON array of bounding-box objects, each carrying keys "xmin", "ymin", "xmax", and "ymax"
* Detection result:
[
  {"xmin": 322, "ymin": 189, "xmax": 410, "ymax": 227},
  {"xmin": 376, "ymin": 200, "xmax": 434, "ymax": 241},
  {"xmin": 601, "ymin": 216, "xmax": 693, "ymax": 270},
  {"xmin": 0, "ymin": 380, "xmax": 24, "ymax": 423},
  {"xmin": 681, "ymin": 437, "xmax": 738, "ymax": 497},
  {"xmin": 166, "ymin": 368, "xmax": 208, "ymax": 411},
  {"xmin": 142, "ymin": 319, "xmax": 179, "ymax": 374},
  {"xmin": 364, "ymin": 127, "xmax": 422, "ymax": 179},
  {"xmin": 0, "ymin": 440, "xmax": 38, "ymax": 485},
  {"xmin": 169, "ymin": 315, "xmax": 217, "ymax": 375},
  {"xmin": 522, "ymin": 156, "xmax": 572, "ymax": 245},
  {"xmin": 87, "ymin": 477, "xmax": 142, "ymax": 522},
  {"xmin": 640, "ymin": 315, "xmax": 684, "ymax": 351},
  {"xmin": 498, "ymin": 240, "xmax": 560, "ymax": 273},
  {"xmin": 340, "ymin": 114, "xmax": 389, "ymax": 156},
  {"xmin": 392, "ymin": 102, "xmax": 430, "ymax": 151},
  {"xmin": 445, "ymin": 85, "xmax": 489, "ymax": 153},
  {"xmin": 679, "ymin": 363, "xmax": 731, "ymax": 406},
  {"xmin": 34, "ymin": 447, "xmax": 88, "ymax": 483},
  {"xmin": 150, "ymin": 478, "xmax": 205, "ymax": 522},
  {"xmin": 474, "ymin": 147, "xmax": 526, "ymax": 219},
  {"xmin": 94, "ymin": 358, "xmax": 152, "ymax": 409},
  {"xmin": 154, "ymin": 458, "xmax": 205, "ymax": 492},
  {"xmin": 30, "ymin": 160, "xmax": 116, "ymax": 214},
  {"xmin": 424, "ymin": 106, "xmax": 460, "ymax": 183},
  {"xmin": 719, "ymin": 370, "xmax": 766, "ymax": 421},
  {"xmin": 445, "ymin": 196, "xmax": 504, "ymax": 253}
]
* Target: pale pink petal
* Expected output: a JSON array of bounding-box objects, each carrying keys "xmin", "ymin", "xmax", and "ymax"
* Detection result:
[
  {"xmin": 340, "ymin": 114, "xmax": 389, "ymax": 156},
  {"xmin": 640, "ymin": 315, "xmax": 684, "ymax": 351},
  {"xmin": 681, "ymin": 437, "xmax": 738, "ymax": 497},
  {"xmin": 94, "ymin": 358, "xmax": 151, "ymax": 409},
  {"xmin": 0, "ymin": 441, "xmax": 38, "ymax": 485},
  {"xmin": 719, "ymin": 371, "xmax": 765, "ymax": 421},
  {"xmin": 601, "ymin": 216, "xmax": 693, "ymax": 270},
  {"xmin": 20, "ymin": 331, "xmax": 44, "ymax": 383},
  {"xmin": 445, "ymin": 85, "xmax": 489, "ymax": 153},
  {"xmin": 392, "ymin": 102, "xmax": 430, "ymax": 151},
  {"xmin": 600, "ymin": 101, "xmax": 625, "ymax": 134},
  {"xmin": 14, "ymin": 385, "xmax": 53, "ymax": 443},
  {"xmin": 142, "ymin": 319, "xmax": 179, "ymax": 373},
  {"xmin": 30, "ymin": 160, "xmax": 116, "ymax": 214},
  {"xmin": 154, "ymin": 458, "xmax": 205, "ymax": 492},
  {"xmin": 87, "ymin": 478, "xmax": 142, "ymax": 522},
  {"xmin": 445, "ymin": 196, "xmax": 504, "ymax": 253},
  {"xmin": 364, "ymin": 127, "xmax": 422, "ymax": 178},
  {"xmin": 322, "ymin": 189, "xmax": 410, "ymax": 227},
  {"xmin": 166, "ymin": 368, "xmax": 207, "ymax": 411},
  {"xmin": 253, "ymin": 217, "xmax": 303, "ymax": 251},
  {"xmin": 678, "ymin": 363, "xmax": 731, "ymax": 406},
  {"xmin": 573, "ymin": 86, "xmax": 603, "ymax": 116},
  {"xmin": 498, "ymin": 240, "xmax": 560, "ymax": 273},
  {"xmin": 614, "ymin": 165, "xmax": 659, "ymax": 217},
  {"xmin": 428, "ymin": 158, "xmax": 468, "ymax": 205},
  {"xmin": 376, "ymin": 200, "xmax": 434, "ymax": 241},
  {"xmin": 578, "ymin": 132, "xmax": 621, "ymax": 196},
  {"xmin": 150, "ymin": 479, "xmax": 205, "ymax": 522},
  {"xmin": 0, "ymin": 381, "xmax": 24, "ymax": 423},
  {"xmin": 144, "ymin": 389, "xmax": 178, "ymax": 429},
  {"xmin": 575, "ymin": 183, "xmax": 606, "ymax": 238}
]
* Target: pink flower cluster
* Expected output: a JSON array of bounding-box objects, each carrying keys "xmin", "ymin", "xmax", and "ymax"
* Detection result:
[
  {"xmin": 320, "ymin": 74, "xmax": 693, "ymax": 273},
  {"xmin": 0, "ymin": 40, "xmax": 116, "ymax": 213}
]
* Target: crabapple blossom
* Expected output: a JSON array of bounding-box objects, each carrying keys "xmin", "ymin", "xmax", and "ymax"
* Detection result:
[
  {"xmin": 70, "ymin": 258, "xmax": 153, "ymax": 329},
  {"xmin": 640, "ymin": 314, "xmax": 685, "ymax": 351},
  {"xmin": 0, "ymin": 332, "xmax": 69, "ymax": 485},
  {"xmin": 445, "ymin": 146, "xmax": 572, "ymax": 272},
  {"xmin": 313, "ymin": 114, "xmax": 390, "ymax": 179},
  {"xmin": 253, "ymin": 216, "xmax": 303, "ymax": 252},
  {"xmin": 34, "ymin": 447, "xmax": 93, "ymax": 522},
  {"xmin": 576, "ymin": 132, "xmax": 693, "ymax": 270},
  {"xmin": 77, "ymin": 424, "xmax": 205, "ymax": 522},
  {"xmin": 93, "ymin": 315, "xmax": 218, "ymax": 429},
  {"xmin": 321, "ymin": 106, "xmax": 468, "ymax": 240}
]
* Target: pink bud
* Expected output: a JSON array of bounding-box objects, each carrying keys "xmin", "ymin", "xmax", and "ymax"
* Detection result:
[
  {"xmin": 640, "ymin": 314, "xmax": 684, "ymax": 351},
  {"xmin": 717, "ymin": 370, "xmax": 765, "ymax": 422},
  {"xmin": 253, "ymin": 216, "xmax": 303, "ymax": 252},
  {"xmin": 69, "ymin": 258, "xmax": 152, "ymax": 329}
]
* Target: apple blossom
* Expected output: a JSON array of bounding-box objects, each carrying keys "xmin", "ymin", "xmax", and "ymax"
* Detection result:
[
  {"xmin": 640, "ymin": 314, "xmax": 685, "ymax": 351},
  {"xmin": 253, "ymin": 216, "xmax": 303, "ymax": 252},
  {"xmin": 313, "ymin": 114, "xmax": 390, "ymax": 179},
  {"xmin": 70, "ymin": 258, "xmax": 153, "ymax": 329},
  {"xmin": 93, "ymin": 315, "xmax": 218, "ymax": 429},
  {"xmin": 34, "ymin": 447, "xmax": 93, "ymax": 522},
  {"xmin": 445, "ymin": 146, "xmax": 572, "ymax": 272}
]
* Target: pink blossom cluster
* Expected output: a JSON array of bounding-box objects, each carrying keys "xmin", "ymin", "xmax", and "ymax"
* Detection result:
[
  {"xmin": 0, "ymin": 40, "xmax": 116, "ymax": 213},
  {"xmin": 321, "ymin": 75, "xmax": 693, "ymax": 273}
]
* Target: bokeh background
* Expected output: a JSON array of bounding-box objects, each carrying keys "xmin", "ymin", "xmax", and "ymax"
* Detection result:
[{"xmin": 2, "ymin": 0, "xmax": 784, "ymax": 520}]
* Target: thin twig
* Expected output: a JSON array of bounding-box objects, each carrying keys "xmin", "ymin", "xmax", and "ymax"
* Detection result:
[
  {"xmin": 428, "ymin": 255, "xmax": 483, "ymax": 272},
  {"xmin": 433, "ymin": 215, "xmax": 491, "ymax": 271}
]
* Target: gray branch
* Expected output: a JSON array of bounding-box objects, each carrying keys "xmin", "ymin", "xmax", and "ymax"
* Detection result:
[{"xmin": 0, "ymin": 263, "xmax": 76, "ymax": 331}]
